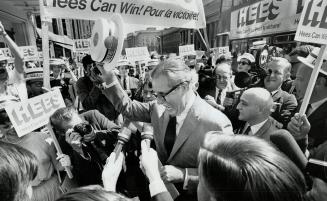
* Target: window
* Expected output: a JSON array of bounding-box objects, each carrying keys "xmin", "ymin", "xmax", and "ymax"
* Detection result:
[
  {"xmin": 52, "ymin": 19, "xmax": 58, "ymax": 34},
  {"xmin": 62, "ymin": 19, "xmax": 67, "ymax": 35}
]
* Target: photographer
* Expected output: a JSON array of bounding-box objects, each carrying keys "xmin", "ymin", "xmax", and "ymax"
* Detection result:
[
  {"xmin": 50, "ymin": 107, "xmax": 119, "ymax": 186},
  {"xmin": 76, "ymin": 55, "xmax": 120, "ymax": 122}
]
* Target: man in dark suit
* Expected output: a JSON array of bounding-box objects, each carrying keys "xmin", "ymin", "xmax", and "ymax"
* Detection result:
[
  {"xmin": 288, "ymin": 47, "xmax": 327, "ymax": 150},
  {"xmin": 235, "ymin": 87, "xmax": 285, "ymax": 141},
  {"xmin": 99, "ymin": 58, "xmax": 233, "ymax": 200},
  {"xmin": 264, "ymin": 58, "xmax": 298, "ymax": 128},
  {"xmin": 204, "ymin": 63, "xmax": 239, "ymax": 111},
  {"xmin": 116, "ymin": 60, "xmax": 139, "ymax": 99}
]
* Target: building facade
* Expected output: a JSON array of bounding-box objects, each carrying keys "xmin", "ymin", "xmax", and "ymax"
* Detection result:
[{"xmin": 127, "ymin": 28, "xmax": 161, "ymax": 54}]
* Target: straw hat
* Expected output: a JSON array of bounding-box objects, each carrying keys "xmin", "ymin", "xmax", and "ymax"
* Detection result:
[
  {"xmin": 297, "ymin": 47, "xmax": 327, "ymax": 76},
  {"xmin": 25, "ymin": 68, "xmax": 54, "ymax": 81}
]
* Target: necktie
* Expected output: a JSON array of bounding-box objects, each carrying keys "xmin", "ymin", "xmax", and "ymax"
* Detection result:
[
  {"xmin": 164, "ymin": 116, "xmax": 177, "ymax": 156},
  {"xmin": 123, "ymin": 77, "xmax": 127, "ymax": 90},
  {"xmin": 216, "ymin": 89, "xmax": 222, "ymax": 105},
  {"xmin": 243, "ymin": 124, "xmax": 252, "ymax": 135},
  {"xmin": 306, "ymin": 104, "xmax": 313, "ymax": 116}
]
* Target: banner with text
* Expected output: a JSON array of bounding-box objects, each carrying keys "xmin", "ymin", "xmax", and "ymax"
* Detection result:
[
  {"xmin": 125, "ymin": 47, "xmax": 150, "ymax": 62},
  {"xmin": 295, "ymin": 0, "xmax": 327, "ymax": 44},
  {"xmin": 5, "ymin": 89, "xmax": 66, "ymax": 137},
  {"xmin": 179, "ymin": 44, "xmax": 195, "ymax": 57},
  {"xmin": 74, "ymin": 39, "xmax": 91, "ymax": 54},
  {"xmin": 41, "ymin": 0, "xmax": 206, "ymax": 29},
  {"xmin": 230, "ymin": 0, "xmax": 305, "ymax": 39}
]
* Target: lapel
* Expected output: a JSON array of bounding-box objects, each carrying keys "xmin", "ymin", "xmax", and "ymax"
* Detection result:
[
  {"xmin": 254, "ymin": 118, "xmax": 271, "ymax": 138},
  {"xmin": 272, "ymin": 89, "xmax": 282, "ymax": 102},
  {"xmin": 167, "ymin": 97, "xmax": 200, "ymax": 162},
  {"xmin": 158, "ymin": 106, "xmax": 171, "ymax": 160},
  {"xmin": 308, "ymin": 100, "xmax": 327, "ymax": 123}
]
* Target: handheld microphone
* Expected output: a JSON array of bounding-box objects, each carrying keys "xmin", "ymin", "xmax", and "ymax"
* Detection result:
[
  {"xmin": 141, "ymin": 123, "xmax": 154, "ymax": 149},
  {"xmin": 113, "ymin": 120, "xmax": 133, "ymax": 161},
  {"xmin": 140, "ymin": 123, "xmax": 180, "ymax": 199}
]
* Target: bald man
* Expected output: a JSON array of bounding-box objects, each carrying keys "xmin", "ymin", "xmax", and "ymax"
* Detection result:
[
  {"xmin": 235, "ymin": 87, "xmax": 286, "ymax": 140},
  {"xmin": 204, "ymin": 63, "xmax": 238, "ymax": 111}
]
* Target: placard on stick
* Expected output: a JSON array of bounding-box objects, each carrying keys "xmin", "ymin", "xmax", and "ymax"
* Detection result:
[
  {"xmin": 5, "ymin": 90, "xmax": 73, "ymax": 178},
  {"xmin": 294, "ymin": 0, "xmax": 327, "ymax": 115}
]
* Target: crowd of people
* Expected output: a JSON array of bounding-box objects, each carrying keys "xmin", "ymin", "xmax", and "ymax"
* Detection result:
[{"xmin": 1, "ymin": 20, "xmax": 327, "ymax": 201}]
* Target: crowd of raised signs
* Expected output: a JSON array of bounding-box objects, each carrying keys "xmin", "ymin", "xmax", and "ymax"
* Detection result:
[{"xmin": 1, "ymin": 20, "xmax": 327, "ymax": 201}]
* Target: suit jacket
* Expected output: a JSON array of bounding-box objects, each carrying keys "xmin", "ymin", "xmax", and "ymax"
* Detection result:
[
  {"xmin": 271, "ymin": 89, "xmax": 298, "ymax": 128},
  {"xmin": 117, "ymin": 76, "xmax": 140, "ymax": 99},
  {"xmin": 102, "ymin": 80, "xmax": 233, "ymax": 193},
  {"xmin": 307, "ymin": 100, "xmax": 327, "ymax": 149},
  {"xmin": 235, "ymin": 117, "xmax": 280, "ymax": 141},
  {"xmin": 152, "ymin": 192, "xmax": 174, "ymax": 201}
]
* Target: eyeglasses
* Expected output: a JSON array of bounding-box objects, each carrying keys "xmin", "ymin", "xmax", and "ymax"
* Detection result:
[
  {"xmin": 238, "ymin": 61, "xmax": 250, "ymax": 66},
  {"xmin": 215, "ymin": 75, "xmax": 229, "ymax": 81},
  {"xmin": 157, "ymin": 81, "xmax": 188, "ymax": 102}
]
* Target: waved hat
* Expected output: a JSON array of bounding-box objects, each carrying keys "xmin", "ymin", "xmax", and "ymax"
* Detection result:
[
  {"xmin": 0, "ymin": 50, "xmax": 11, "ymax": 61},
  {"xmin": 297, "ymin": 47, "xmax": 327, "ymax": 76},
  {"xmin": 237, "ymin": 53, "xmax": 255, "ymax": 63},
  {"xmin": 148, "ymin": 59, "xmax": 160, "ymax": 66},
  {"xmin": 117, "ymin": 59, "xmax": 133, "ymax": 67}
]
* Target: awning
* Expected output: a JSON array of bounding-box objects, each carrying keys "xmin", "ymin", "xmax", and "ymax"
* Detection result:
[{"xmin": 37, "ymin": 28, "xmax": 74, "ymax": 50}]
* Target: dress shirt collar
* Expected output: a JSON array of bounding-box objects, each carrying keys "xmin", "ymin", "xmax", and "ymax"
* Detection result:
[{"xmin": 250, "ymin": 119, "xmax": 268, "ymax": 135}]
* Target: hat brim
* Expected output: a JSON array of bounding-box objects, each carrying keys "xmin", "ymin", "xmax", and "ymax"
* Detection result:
[{"xmin": 298, "ymin": 56, "xmax": 327, "ymax": 76}]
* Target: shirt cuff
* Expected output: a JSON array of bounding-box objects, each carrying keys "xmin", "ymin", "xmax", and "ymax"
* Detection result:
[
  {"xmin": 102, "ymin": 80, "xmax": 118, "ymax": 89},
  {"xmin": 149, "ymin": 179, "xmax": 167, "ymax": 197},
  {"xmin": 183, "ymin": 168, "xmax": 189, "ymax": 190}
]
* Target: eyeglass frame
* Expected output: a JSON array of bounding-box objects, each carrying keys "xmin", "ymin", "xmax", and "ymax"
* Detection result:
[{"xmin": 156, "ymin": 81, "xmax": 189, "ymax": 102}]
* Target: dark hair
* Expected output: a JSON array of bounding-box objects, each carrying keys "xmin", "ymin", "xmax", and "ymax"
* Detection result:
[
  {"xmin": 82, "ymin": 55, "xmax": 95, "ymax": 71},
  {"xmin": 0, "ymin": 141, "xmax": 38, "ymax": 201},
  {"xmin": 198, "ymin": 132, "xmax": 306, "ymax": 201},
  {"xmin": 56, "ymin": 186, "xmax": 131, "ymax": 201},
  {"xmin": 50, "ymin": 107, "xmax": 78, "ymax": 131}
]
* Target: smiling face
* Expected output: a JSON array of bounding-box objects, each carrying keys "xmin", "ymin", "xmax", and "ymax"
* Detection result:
[
  {"xmin": 264, "ymin": 62, "xmax": 287, "ymax": 92},
  {"xmin": 152, "ymin": 75, "xmax": 189, "ymax": 116},
  {"xmin": 214, "ymin": 64, "xmax": 232, "ymax": 90}
]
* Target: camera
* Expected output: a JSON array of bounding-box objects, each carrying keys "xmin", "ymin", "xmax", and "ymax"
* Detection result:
[
  {"xmin": 73, "ymin": 122, "xmax": 93, "ymax": 137},
  {"xmin": 234, "ymin": 67, "xmax": 268, "ymax": 88}
]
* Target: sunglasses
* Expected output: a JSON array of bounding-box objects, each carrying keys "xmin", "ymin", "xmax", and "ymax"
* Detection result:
[{"xmin": 238, "ymin": 61, "xmax": 250, "ymax": 65}]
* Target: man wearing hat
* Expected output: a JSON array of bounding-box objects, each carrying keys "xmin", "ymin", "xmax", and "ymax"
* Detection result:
[
  {"xmin": 287, "ymin": 47, "xmax": 327, "ymax": 150},
  {"xmin": 25, "ymin": 68, "xmax": 55, "ymax": 98},
  {"xmin": 116, "ymin": 59, "xmax": 139, "ymax": 99},
  {"xmin": 0, "ymin": 21, "xmax": 27, "ymax": 101},
  {"xmin": 76, "ymin": 55, "xmax": 120, "ymax": 122},
  {"xmin": 283, "ymin": 45, "xmax": 314, "ymax": 93}
]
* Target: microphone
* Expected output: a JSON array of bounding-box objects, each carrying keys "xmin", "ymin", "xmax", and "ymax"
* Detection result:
[
  {"xmin": 270, "ymin": 129, "xmax": 307, "ymax": 170},
  {"xmin": 113, "ymin": 120, "xmax": 133, "ymax": 160},
  {"xmin": 141, "ymin": 123, "xmax": 154, "ymax": 149},
  {"xmin": 234, "ymin": 71, "xmax": 252, "ymax": 88}
]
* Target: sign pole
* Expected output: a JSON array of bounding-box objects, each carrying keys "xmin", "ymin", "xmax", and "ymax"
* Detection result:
[
  {"xmin": 39, "ymin": 0, "xmax": 51, "ymax": 90},
  {"xmin": 299, "ymin": 45, "xmax": 327, "ymax": 115},
  {"xmin": 196, "ymin": 29, "xmax": 209, "ymax": 51},
  {"xmin": 47, "ymin": 122, "xmax": 74, "ymax": 179}
]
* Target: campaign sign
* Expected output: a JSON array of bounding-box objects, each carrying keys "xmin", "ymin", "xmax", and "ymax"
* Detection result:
[
  {"xmin": 125, "ymin": 47, "xmax": 150, "ymax": 62},
  {"xmin": 179, "ymin": 44, "xmax": 195, "ymax": 57},
  {"xmin": 295, "ymin": 0, "xmax": 327, "ymax": 44},
  {"xmin": 74, "ymin": 39, "xmax": 91, "ymax": 53},
  {"xmin": 5, "ymin": 89, "xmax": 66, "ymax": 137},
  {"xmin": 20, "ymin": 46, "xmax": 38, "ymax": 61},
  {"xmin": 0, "ymin": 48, "xmax": 13, "ymax": 58}
]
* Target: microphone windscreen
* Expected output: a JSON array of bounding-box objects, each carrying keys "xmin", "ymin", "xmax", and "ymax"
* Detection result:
[
  {"xmin": 141, "ymin": 123, "xmax": 154, "ymax": 140},
  {"xmin": 270, "ymin": 129, "xmax": 307, "ymax": 170},
  {"xmin": 234, "ymin": 72, "xmax": 252, "ymax": 88}
]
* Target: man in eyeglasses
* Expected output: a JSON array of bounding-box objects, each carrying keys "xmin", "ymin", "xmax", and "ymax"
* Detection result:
[
  {"xmin": 98, "ymin": 58, "xmax": 233, "ymax": 201},
  {"xmin": 204, "ymin": 63, "xmax": 238, "ymax": 111}
]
